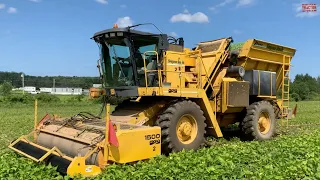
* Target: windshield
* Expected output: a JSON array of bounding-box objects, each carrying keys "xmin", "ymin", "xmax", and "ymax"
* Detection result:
[
  {"xmin": 99, "ymin": 37, "xmax": 158, "ymax": 88},
  {"xmin": 100, "ymin": 42, "xmax": 134, "ymax": 87}
]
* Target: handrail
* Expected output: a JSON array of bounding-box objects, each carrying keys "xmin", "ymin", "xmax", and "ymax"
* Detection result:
[
  {"xmin": 178, "ymin": 56, "xmax": 182, "ymax": 96},
  {"xmin": 143, "ymin": 51, "xmax": 160, "ymax": 88}
]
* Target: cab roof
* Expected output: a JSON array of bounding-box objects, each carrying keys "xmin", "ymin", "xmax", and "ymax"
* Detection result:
[{"xmin": 92, "ymin": 27, "xmax": 158, "ymax": 39}]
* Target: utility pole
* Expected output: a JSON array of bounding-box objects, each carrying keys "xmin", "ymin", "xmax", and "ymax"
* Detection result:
[
  {"xmin": 53, "ymin": 78, "xmax": 55, "ymax": 94},
  {"xmin": 21, "ymin": 73, "xmax": 24, "ymax": 94}
]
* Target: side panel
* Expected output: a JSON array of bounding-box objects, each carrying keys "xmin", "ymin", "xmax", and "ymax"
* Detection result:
[
  {"xmin": 227, "ymin": 81, "xmax": 250, "ymax": 107},
  {"xmin": 243, "ymin": 70, "xmax": 276, "ymax": 97},
  {"xmin": 221, "ymin": 78, "xmax": 249, "ymax": 113},
  {"xmin": 109, "ymin": 126, "xmax": 161, "ymax": 163},
  {"xmin": 163, "ymin": 52, "xmax": 186, "ymax": 88}
]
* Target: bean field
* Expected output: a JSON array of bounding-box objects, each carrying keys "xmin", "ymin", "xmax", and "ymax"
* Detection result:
[{"xmin": 0, "ymin": 101, "xmax": 319, "ymax": 179}]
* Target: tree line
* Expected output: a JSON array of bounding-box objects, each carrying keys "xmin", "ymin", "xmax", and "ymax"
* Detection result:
[
  {"xmin": 290, "ymin": 74, "xmax": 320, "ymax": 101},
  {"xmin": 0, "ymin": 71, "xmax": 101, "ymax": 89}
]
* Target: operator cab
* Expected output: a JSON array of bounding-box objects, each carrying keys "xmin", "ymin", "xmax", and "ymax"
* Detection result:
[{"xmin": 92, "ymin": 24, "xmax": 184, "ymax": 96}]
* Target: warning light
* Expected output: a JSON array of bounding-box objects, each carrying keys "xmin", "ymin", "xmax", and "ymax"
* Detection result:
[{"xmin": 113, "ymin": 24, "xmax": 118, "ymax": 28}]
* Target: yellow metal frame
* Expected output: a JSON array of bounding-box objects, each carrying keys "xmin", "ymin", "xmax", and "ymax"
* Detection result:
[
  {"xmin": 8, "ymin": 134, "xmax": 73, "ymax": 162},
  {"xmin": 135, "ymin": 38, "xmax": 233, "ymax": 137}
]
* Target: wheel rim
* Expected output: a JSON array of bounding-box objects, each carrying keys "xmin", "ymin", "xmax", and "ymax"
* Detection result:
[
  {"xmin": 258, "ymin": 111, "xmax": 271, "ymax": 135},
  {"xmin": 176, "ymin": 114, "xmax": 198, "ymax": 144}
]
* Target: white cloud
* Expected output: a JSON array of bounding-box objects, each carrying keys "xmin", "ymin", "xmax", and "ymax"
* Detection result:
[
  {"xmin": 120, "ymin": 4, "xmax": 127, "ymax": 8},
  {"xmin": 170, "ymin": 11, "xmax": 209, "ymax": 23},
  {"xmin": 293, "ymin": 2, "xmax": 319, "ymax": 18},
  {"xmin": 7, "ymin": 7, "xmax": 17, "ymax": 14},
  {"xmin": 236, "ymin": 0, "xmax": 255, "ymax": 7},
  {"xmin": 209, "ymin": 6, "xmax": 217, "ymax": 11},
  {"xmin": 95, "ymin": 0, "xmax": 107, "ymax": 4},
  {"xmin": 233, "ymin": 29, "xmax": 242, "ymax": 34},
  {"xmin": 29, "ymin": 0, "xmax": 41, "ymax": 2},
  {"xmin": 217, "ymin": 0, "xmax": 235, "ymax": 7},
  {"xmin": 0, "ymin": 4, "xmax": 5, "ymax": 9},
  {"xmin": 169, "ymin": 32, "xmax": 178, "ymax": 37},
  {"xmin": 116, "ymin": 16, "xmax": 133, "ymax": 28},
  {"xmin": 209, "ymin": 0, "xmax": 247, "ymax": 12}
]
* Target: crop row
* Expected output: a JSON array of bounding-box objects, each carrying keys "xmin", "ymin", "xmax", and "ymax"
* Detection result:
[{"xmin": 1, "ymin": 129, "xmax": 319, "ymax": 180}]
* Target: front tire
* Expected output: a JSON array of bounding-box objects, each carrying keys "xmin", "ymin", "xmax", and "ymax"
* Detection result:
[
  {"xmin": 156, "ymin": 100, "xmax": 206, "ymax": 154},
  {"xmin": 240, "ymin": 101, "xmax": 276, "ymax": 141}
]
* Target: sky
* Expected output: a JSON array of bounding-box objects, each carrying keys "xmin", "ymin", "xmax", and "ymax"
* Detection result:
[{"xmin": 0, "ymin": 0, "xmax": 319, "ymax": 79}]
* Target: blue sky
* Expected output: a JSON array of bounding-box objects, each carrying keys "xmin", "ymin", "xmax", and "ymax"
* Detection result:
[{"xmin": 0, "ymin": 0, "xmax": 319, "ymax": 79}]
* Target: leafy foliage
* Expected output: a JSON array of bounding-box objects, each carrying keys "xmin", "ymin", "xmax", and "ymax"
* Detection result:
[
  {"xmin": 95, "ymin": 131, "xmax": 320, "ymax": 180},
  {"xmin": 0, "ymin": 153, "xmax": 65, "ymax": 180},
  {"xmin": 0, "ymin": 81, "xmax": 13, "ymax": 96},
  {"xmin": 35, "ymin": 93, "xmax": 61, "ymax": 103},
  {"xmin": 4, "ymin": 94, "xmax": 35, "ymax": 103},
  {"xmin": 0, "ymin": 101, "xmax": 319, "ymax": 179},
  {"xmin": 230, "ymin": 42, "xmax": 245, "ymax": 51},
  {"xmin": 290, "ymin": 74, "xmax": 320, "ymax": 101}
]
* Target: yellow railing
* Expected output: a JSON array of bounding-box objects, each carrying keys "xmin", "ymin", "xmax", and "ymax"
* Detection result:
[{"xmin": 142, "ymin": 51, "xmax": 161, "ymax": 88}]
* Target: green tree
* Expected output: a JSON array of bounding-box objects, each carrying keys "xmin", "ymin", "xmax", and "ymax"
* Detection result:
[
  {"xmin": 0, "ymin": 81, "xmax": 13, "ymax": 96},
  {"xmin": 290, "ymin": 74, "xmax": 320, "ymax": 101}
]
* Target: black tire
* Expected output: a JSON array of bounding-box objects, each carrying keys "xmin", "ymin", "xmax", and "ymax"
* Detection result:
[
  {"xmin": 240, "ymin": 101, "xmax": 276, "ymax": 141},
  {"xmin": 156, "ymin": 100, "xmax": 206, "ymax": 154}
]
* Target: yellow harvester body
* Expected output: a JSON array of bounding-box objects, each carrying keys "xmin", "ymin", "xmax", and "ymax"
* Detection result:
[{"xmin": 9, "ymin": 25, "xmax": 296, "ymax": 178}]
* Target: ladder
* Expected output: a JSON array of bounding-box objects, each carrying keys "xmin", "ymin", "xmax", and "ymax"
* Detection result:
[{"xmin": 281, "ymin": 55, "xmax": 291, "ymax": 127}]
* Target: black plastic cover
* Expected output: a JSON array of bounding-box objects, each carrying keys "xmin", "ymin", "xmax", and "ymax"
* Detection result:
[{"xmin": 243, "ymin": 70, "xmax": 276, "ymax": 96}]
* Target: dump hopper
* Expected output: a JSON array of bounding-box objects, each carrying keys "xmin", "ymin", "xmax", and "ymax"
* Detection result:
[
  {"xmin": 234, "ymin": 39, "xmax": 296, "ymax": 119},
  {"xmin": 235, "ymin": 39, "xmax": 296, "ymax": 90}
]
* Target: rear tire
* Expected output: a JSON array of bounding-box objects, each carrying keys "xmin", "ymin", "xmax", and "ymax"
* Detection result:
[
  {"xmin": 240, "ymin": 101, "xmax": 275, "ymax": 141},
  {"xmin": 156, "ymin": 100, "xmax": 206, "ymax": 154}
]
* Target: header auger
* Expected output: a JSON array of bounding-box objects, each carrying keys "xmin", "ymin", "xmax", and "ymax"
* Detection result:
[{"xmin": 9, "ymin": 23, "xmax": 297, "ymax": 177}]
